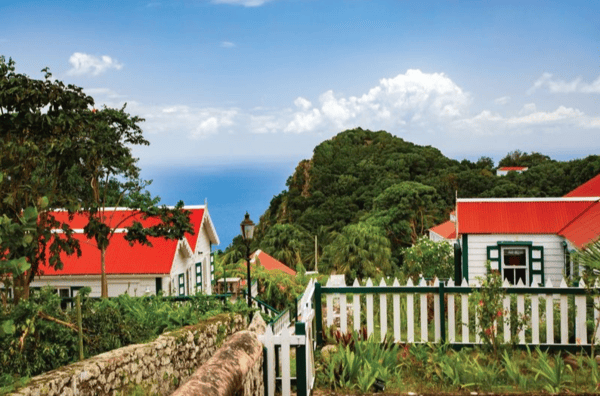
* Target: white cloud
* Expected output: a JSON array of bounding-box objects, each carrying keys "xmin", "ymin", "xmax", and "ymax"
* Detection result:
[
  {"xmin": 455, "ymin": 105, "xmax": 596, "ymax": 136},
  {"xmin": 67, "ymin": 53, "xmax": 123, "ymax": 76},
  {"xmin": 528, "ymin": 72, "xmax": 600, "ymax": 94},
  {"xmin": 88, "ymin": 69, "xmax": 600, "ymax": 166},
  {"xmin": 84, "ymin": 88, "xmax": 125, "ymax": 99},
  {"xmin": 283, "ymin": 69, "xmax": 470, "ymax": 133},
  {"xmin": 518, "ymin": 103, "xmax": 537, "ymax": 115},
  {"xmin": 294, "ymin": 97, "xmax": 312, "ymax": 111},
  {"xmin": 494, "ymin": 96, "xmax": 511, "ymax": 105},
  {"xmin": 221, "ymin": 41, "xmax": 236, "ymax": 48},
  {"xmin": 211, "ymin": 0, "xmax": 274, "ymax": 6}
]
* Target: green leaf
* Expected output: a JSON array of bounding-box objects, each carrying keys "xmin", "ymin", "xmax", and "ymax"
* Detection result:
[
  {"xmin": 23, "ymin": 206, "xmax": 38, "ymax": 221},
  {"xmin": 37, "ymin": 196, "xmax": 49, "ymax": 209},
  {"xmin": 0, "ymin": 320, "xmax": 16, "ymax": 336},
  {"xmin": 23, "ymin": 234, "xmax": 33, "ymax": 245}
]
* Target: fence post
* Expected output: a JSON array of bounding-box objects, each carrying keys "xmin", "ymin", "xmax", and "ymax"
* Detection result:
[
  {"xmin": 76, "ymin": 293, "xmax": 84, "ymax": 361},
  {"xmin": 295, "ymin": 321, "xmax": 307, "ymax": 396},
  {"xmin": 315, "ymin": 283, "xmax": 323, "ymax": 346},
  {"xmin": 263, "ymin": 346, "xmax": 269, "ymax": 396},
  {"xmin": 439, "ymin": 281, "xmax": 446, "ymax": 344}
]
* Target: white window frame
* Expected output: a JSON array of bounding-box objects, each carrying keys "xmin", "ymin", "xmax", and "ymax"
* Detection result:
[{"xmin": 501, "ymin": 246, "xmax": 529, "ymax": 286}]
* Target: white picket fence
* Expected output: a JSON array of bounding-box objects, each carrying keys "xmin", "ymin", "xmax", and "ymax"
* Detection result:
[{"xmin": 319, "ymin": 277, "xmax": 600, "ymax": 347}]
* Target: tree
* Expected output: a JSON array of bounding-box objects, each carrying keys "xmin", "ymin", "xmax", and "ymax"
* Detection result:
[
  {"xmin": 0, "ymin": 57, "xmax": 192, "ymax": 299},
  {"xmin": 77, "ymin": 106, "xmax": 193, "ymax": 298},
  {"xmin": 0, "ymin": 56, "xmax": 93, "ymax": 301},
  {"xmin": 321, "ymin": 222, "xmax": 392, "ymax": 281},
  {"xmin": 402, "ymin": 236, "xmax": 453, "ymax": 280},
  {"xmin": 366, "ymin": 181, "xmax": 444, "ymax": 266},
  {"xmin": 260, "ymin": 223, "xmax": 313, "ymax": 269}
]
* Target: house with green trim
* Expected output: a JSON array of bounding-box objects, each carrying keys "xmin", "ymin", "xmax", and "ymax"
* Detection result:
[{"xmin": 440, "ymin": 174, "xmax": 600, "ymax": 286}]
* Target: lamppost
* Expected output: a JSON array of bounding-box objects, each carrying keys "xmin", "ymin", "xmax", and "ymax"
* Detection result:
[{"xmin": 240, "ymin": 212, "xmax": 255, "ymax": 308}]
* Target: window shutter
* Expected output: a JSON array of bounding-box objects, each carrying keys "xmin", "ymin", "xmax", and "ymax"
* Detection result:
[
  {"xmin": 487, "ymin": 245, "xmax": 501, "ymax": 271},
  {"xmin": 530, "ymin": 246, "xmax": 544, "ymax": 285},
  {"xmin": 210, "ymin": 253, "xmax": 215, "ymax": 286},
  {"xmin": 454, "ymin": 242, "xmax": 462, "ymax": 281},
  {"xmin": 196, "ymin": 262, "xmax": 202, "ymax": 290},
  {"xmin": 178, "ymin": 274, "xmax": 185, "ymax": 296}
]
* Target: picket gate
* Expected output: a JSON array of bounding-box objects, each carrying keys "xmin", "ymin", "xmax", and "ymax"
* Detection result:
[{"xmin": 258, "ymin": 278, "xmax": 316, "ymax": 396}]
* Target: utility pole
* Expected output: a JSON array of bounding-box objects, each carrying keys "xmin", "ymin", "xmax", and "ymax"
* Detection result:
[{"xmin": 315, "ymin": 235, "xmax": 318, "ymax": 273}]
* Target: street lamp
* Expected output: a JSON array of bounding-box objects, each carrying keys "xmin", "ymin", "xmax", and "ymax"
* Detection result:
[{"xmin": 240, "ymin": 212, "xmax": 255, "ymax": 308}]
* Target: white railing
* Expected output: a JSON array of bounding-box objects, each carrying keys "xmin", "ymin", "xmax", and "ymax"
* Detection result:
[
  {"xmin": 297, "ymin": 278, "xmax": 316, "ymax": 321},
  {"xmin": 271, "ymin": 309, "xmax": 291, "ymax": 335},
  {"xmin": 319, "ymin": 277, "xmax": 599, "ymax": 347}
]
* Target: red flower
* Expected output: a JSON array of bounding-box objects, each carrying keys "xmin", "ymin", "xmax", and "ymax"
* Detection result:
[
  {"xmin": 92, "ymin": 108, "xmax": 97, "ymax": 113},
  {"xmin": 497, "ymin": 310, "xmax": 503, "ymax": 317},
  {"xmin": 479, "ymin": 300, "xmax": 484, "ymax": 306}
]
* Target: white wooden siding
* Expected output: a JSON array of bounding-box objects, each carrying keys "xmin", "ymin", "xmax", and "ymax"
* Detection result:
[
  {"xmin": 466, "ymin": 234, "xmax": 565, "ymax": 284},
  {"xmin": 31, "ymin": 275, "xmax": 158, "ymax": 298}
]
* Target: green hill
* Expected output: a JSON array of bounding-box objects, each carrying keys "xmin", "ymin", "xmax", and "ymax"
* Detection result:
[{"xmin": 232, "ymin": 128, "xmax": 600, "ymax": 277}]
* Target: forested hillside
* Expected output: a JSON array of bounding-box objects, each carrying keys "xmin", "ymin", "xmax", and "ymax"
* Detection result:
[{"xmin": 225, "ymin": 128, "xmax": 600, "ymax": 279}]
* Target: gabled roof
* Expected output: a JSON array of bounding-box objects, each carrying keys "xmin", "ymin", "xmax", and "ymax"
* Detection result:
[
  {"xmin": 251, "ymin": 250, "xmax": 297, "ymax": 276},
  {"xmin": 41, "ymin": 206, "xmax": 215, "ymax": 276},
  {"xmin": 498, "ymin": 166, "xmax": 528, "ymax": 171},
  {"xmin": 565, "ymin": 174, "xmax": 600, "ymax": 197},
  {"xmin": 457, "ymin": 198, "xmax": 597, "ymax": 234},
  {"xmin": 429, "ymin": 220, "xmax": 457, "ymax": 239}
]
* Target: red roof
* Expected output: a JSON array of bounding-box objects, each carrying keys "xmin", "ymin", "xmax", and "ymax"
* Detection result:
[
  {"xmin": 559, "ymin": 202, "xmax": 600, "ymax": 248},
  {"xmin": 41, "ymin": 207, "xmax": 206, "ymax": 276},
  {"xmin": 429, "ymin": 220, "xmax": 457, "ymax": 239},
  {"xmin": 565, "ymin": 174, "xmax": 600, "ymax": 198},
  {"xmin": 42, "ymin": 234, "xmax": 179, "ymax": 275},
  {"xmin": 498, "ymin": 166, "xmax": 528, "ymax": 171},
  {"xmin": 50, "ymin": 208, "xmax": 204, "ymax": 256},
  {"xmin": 251, "ymin": 250, "xmax": 296, "ymax": 276},
  {"xmin": 457, "ymin": 200, "xmax": 596, "ymax": 234}
]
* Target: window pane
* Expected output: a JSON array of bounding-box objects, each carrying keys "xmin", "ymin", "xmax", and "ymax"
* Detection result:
[
  {"xmin": 504, "ymin": 269, "xmax": 515, "ymax": 285},
  {"xmin": 516, "ymin": 269, "xmax": 526, "ymax": 285}
]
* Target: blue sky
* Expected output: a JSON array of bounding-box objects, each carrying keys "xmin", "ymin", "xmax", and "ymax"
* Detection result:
[{"xmin": 2, "ymin": 0, "xmax": 600, "ymax": 247}]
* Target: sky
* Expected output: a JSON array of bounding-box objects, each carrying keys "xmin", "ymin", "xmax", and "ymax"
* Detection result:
[{"xmin": 2, "ymin": 0, "xmax": 600, "ymax": 247}]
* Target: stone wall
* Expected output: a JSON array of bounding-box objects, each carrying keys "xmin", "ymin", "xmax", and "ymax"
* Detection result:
[
  {"xmin": 172, "ymin": 312, "xmax": 267, "ymax": 396},
  {"xmin": 10, "ymin": 313, "xmax": 245, "ymax": 396}
]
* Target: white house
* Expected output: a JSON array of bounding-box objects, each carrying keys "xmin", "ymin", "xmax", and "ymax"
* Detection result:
[
  {"xmin": 31, "ymin": 205, "xmax": 219, "ymax": 298},
  {"xmin": 430, "ymin": 174, "xmax": 600, "ymax": 285},
  {"xmin": 496, "ymin": 166, "xmax": 528, "ymax": 176}
]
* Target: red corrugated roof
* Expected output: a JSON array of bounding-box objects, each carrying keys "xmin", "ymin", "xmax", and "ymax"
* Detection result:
[
  {"xmin": 565, "ymin": 174, "xmax": 600, "ymax": 197},
  {"xmin": 498, "ymin": 166, "xmax": 528, "ymax": 171},
  {"xmin": 50, "ymin": 208, "xmax": 204, "ymax": 254},
  {"xmin": 251, "ymin": 250, "xmax": 296, "ymax": 276},
  {"xmin": 429, "ymin": 220, "xmax": 457, "ymax": 239},
  {"xmin": 41, "ymin": 207, "xmax": 205, "ymax": 276},
  {"xmin": 457, "ymin": 200, "xmax": 595, "ymax": 234},
  {"xmin": 42, "ymin": 233, "xmax": 178, "ymax": 275},
  {"xmin": 559, "ymin": 202, "xmax": 600, "ymax": 248}
]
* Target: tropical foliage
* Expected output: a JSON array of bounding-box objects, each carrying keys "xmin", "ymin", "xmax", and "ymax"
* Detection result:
[{"xmin": 0, "ymin": 287, "xmax": 249, "ymax": 391}]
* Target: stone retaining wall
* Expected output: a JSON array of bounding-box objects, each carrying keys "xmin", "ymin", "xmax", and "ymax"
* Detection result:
[{"xmin": 10, "ymin": 313, "xmax": 245, "ymax": 396}]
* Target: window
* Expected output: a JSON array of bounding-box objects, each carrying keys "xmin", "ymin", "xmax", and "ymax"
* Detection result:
[
  {"xmin": 487, "ymin": 242, "xmax": 544, "ymax": 286},
  {"xmin": 502, "ymin": 247, "xmax": 528, "ymax": 285},
  {"xmin": 178, "ymin": 274, "xmax": 185, "ymax": 296}
]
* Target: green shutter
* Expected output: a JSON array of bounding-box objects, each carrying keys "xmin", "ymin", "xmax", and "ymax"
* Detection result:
[
  {"xmin": 529, "ymin": 245, "xmax": 544, "ymax": 285},
  {"xmin": 487, "ymin": 245, "xmax": 501, "ymax": 272},
  {"xmin": 210, "ymin": 253, "xmax": 216, "ymax": 285},
  {"xmin": 454, "ymin": 242, "xmax": 462, "ymax": 282},
  {"xmin": 178, "ymin": 274, "xmax": 185, "ymax": 296},
  {"xmin": 195, "ymin": 262, "xmax": 202, "ymax": 289},
  {"xmin": 462, "ymin": 235, "xmax": 469, "ymax": 282}
]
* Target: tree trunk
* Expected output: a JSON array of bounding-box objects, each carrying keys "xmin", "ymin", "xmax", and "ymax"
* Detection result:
[{"xmin": 101, "ymin": 247, "xmax": 108, "ymax": 298}]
